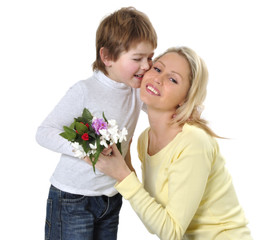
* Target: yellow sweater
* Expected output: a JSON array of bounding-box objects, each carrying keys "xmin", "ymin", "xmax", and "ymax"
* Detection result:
[{"xmin": 115, "ymin": 124, "xmax": 252, "ymax": 240}]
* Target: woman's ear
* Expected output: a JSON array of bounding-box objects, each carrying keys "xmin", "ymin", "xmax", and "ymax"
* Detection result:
[{"xmin": 99, "ymin": 47, "xmax": 112, "ymax": 67}]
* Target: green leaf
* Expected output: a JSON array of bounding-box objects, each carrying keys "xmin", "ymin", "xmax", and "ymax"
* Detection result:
[
  {"xmin": 75, "ymin": 122, "xmax": 88, "ymax": 135},
  {"xmin": 69, "ymin": 120, "xmax": 76, "ymax": 129},
  {"xmin": 117, "ymin": 142, "xmax": 122, "ymax": 154},
  {"xmin": 82, "ymin": 108, "xmax": 93, "ymax": 122},
  {"xmin": 102, "ymin": 112, "xmax": 108, "ymax": 123},
  {"xmin": 75, "ymin": 134, "xmax": 82, "ymax": 142},
  {"xmin": 88, "ymin": 153, "xmax": 96, "ymax": 172},
  {"xmin": 75, "ymin": 117, "xmax": 86, "ymax": 123},
  {"xmin": 59, "ymin": 132, "xmax": 69, "ymax": 140},
  {"xmin": 60, "ymin": 126, "xmax": 76, "ymax": 141},
  {"xmin": 91, "ymin": 139, "xmax": 103, "ymax": 172},
  {"xmin": 88, "ymin": 131, "xmax": 96, "ymax": 139},
  {"xmin": 82, "ymin": 140, "xmax": 90, "ymax": 153}
]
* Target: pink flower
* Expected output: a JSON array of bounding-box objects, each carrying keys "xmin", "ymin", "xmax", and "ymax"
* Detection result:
[{"xmin": 92, "ymin": 118, "xmax": 107, "ymax": 135}]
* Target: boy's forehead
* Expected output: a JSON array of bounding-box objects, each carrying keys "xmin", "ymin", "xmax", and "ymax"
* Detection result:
[{"xmin": 127, "ymin": 41, "xmax": 155, "ymax": 54}]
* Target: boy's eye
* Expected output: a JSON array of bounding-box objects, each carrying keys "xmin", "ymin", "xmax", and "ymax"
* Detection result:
[{"xmin": 133, "ymin": 58, "xmax": 141, "ymax": 61}]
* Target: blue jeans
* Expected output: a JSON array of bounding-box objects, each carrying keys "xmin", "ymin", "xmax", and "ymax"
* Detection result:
[{"xmin": 45, "ymin": 185, "xmax": 122, "ymax": 240}]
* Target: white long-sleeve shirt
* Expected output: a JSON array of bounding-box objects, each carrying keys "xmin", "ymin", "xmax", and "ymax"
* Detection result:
[{"xmin": 36, "ymin": 71, "xmax": 143, "ymax": 196}]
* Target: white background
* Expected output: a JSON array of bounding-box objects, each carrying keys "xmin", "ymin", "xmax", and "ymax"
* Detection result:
[{"xmin": 1, "ymin": 0, "xmax": 273, "ymax": 239}]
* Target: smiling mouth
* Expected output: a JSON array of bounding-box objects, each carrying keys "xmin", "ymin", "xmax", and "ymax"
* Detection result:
[
  {"xmin": 146, "ymin": 85, "xmax": 160, "ymax": 96},
  {"xmin": 134, "ymin": 74, "xmax": 144, "ymax": 80}
]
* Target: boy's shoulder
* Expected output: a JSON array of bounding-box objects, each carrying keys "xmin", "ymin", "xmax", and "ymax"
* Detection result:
[
  {"xmin": 72, "ymin": 72, "xmax": 100, "ymax": 89},
  {"xmin": 72, "ymin": 71, "xmax": 141, "ymax": 101}
]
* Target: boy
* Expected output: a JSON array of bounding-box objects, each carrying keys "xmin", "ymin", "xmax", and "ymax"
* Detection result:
[{"xmin": 36, "ymin": 7, "xmax": 157, "ymax": 240}]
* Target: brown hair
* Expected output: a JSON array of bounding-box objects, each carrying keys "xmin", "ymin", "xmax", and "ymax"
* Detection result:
[{"xmin": 92, "ymin": 7, "xmax": 157, "ymax": 75}]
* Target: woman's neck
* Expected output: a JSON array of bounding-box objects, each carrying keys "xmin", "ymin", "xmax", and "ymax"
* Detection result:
[{"xmin": 147, "ymin": 108, "xmax": 182, "ymax": 156}]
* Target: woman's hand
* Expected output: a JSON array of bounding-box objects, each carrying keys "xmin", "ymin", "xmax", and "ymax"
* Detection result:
[
  {"xmin": 83, "ymin": 146, "xmax": 113, "ymax": 166},
  {"xmin": 96, "ymin": 144, "xmax": 132, "ymax": 182}
]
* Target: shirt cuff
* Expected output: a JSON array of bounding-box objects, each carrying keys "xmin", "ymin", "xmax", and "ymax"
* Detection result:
[{"xmin": 115, "ymin": 172, "xmax": 142, "ymax": 200}]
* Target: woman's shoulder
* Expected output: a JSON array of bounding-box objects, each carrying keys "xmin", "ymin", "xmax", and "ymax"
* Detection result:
[
  {"xmin": 179, "ymin": 124, "xmax": 217, "ymax": 149},
  {"xmin": 137, "ymin": 128, "xmax": 150, "ymax": 161},
  {"xmin": 138, "ymin": 128, "xmax": 150, "ymax": 143},
  {"xmin": 170, "ymin": 124, "xmax": 220, "ymax": 166}
]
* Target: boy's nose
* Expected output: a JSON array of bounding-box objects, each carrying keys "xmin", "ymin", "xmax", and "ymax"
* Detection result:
[{"xmin": 141, "ymin": 60, "xmax": 150, "ymax": 70}]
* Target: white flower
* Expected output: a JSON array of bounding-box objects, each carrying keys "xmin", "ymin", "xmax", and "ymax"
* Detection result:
[
  {"xmin": 108, "ymin": 125, "xmax": 118, "ymax": 135},
  {"xmin": 71, "ymin": 142, "xmax": 87, "ymax": 159},
  {"xmin": 110, "ymin": 131, "xmax": 119, "ymax": 144},
  {"xmin": 92, "ymin": 118, "xmax": 128, "ymax": 148},
  {"xmin": 108, "ymin": 119, "xmax": 117, "ymax": 127},
  {"xmin": 119, "ymin": 127, "xmax": 128, "ymax": 142},
  {"xmin": 100, "ymin": 137, "xmax": 109, "ymax": 148},
  {"xmin": 89, "ymin": 142, "xmax": 97, "ymax": 149},
  {"xmin": 99, "ymin": 129, "xmax": 110, "ymax": 141},
  {"xmin": 107, "ymin": 120, "xmax": 119, "ymax": 143},
  {"xmin": 89, "ymin": 142, "xmax": 97, "ymax": 155}
]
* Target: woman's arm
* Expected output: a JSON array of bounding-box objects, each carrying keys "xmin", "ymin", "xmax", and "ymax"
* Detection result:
[
  {"xmin": 97, "ymin": 136, "xmax": 213, "ymax": 239},
  {"xmin": 124, "ymin": 138, "xmax": 136, "ymax": 173},
  {"xmin": 96, "ymin": 144, "xmax": 132, "ymax": 182}
]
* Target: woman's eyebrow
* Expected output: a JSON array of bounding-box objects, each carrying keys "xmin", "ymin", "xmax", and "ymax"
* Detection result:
[
  {"xmin": 171, "ymin": 71, "xmax": 183, "ymax": 80},
  {"xmin": 157, "ymin": 60, "xmax": 183, "ymax": 79},
  {"xmin": 157, "ymin": 60, "xmax": 165, "ymax": 67}
]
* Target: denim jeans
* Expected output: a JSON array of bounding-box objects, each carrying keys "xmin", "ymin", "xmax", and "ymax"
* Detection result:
[{"xmin": 45, "ymin": 185, "xmax": 122, "ymax": 240}]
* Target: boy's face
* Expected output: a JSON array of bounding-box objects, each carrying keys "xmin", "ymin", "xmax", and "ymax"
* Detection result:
[{"xmin": 106, "ymin": 41, "xmax": 155, "ymax": 88}]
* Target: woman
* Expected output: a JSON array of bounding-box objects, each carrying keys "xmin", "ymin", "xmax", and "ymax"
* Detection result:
[{"xmin": 94, "ymin": 47, "xmax": 253, "ymax": 239}]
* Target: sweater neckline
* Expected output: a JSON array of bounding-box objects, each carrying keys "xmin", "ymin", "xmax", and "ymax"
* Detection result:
[
  {"xmin": 95, "ymin": 70, "xmax": 131, "ymax": 90},
  {"xmin": 145, "ymin": 124, "xmax": 189, "ymax": 158}
]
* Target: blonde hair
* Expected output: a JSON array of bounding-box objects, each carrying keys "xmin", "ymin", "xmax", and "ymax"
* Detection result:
[
  {"xmin": 155, "ymin": 47, "xmax": 219, "ymax": 138},
  {"xmin": 92, "ymin": 7, "xmax": 157, "ymax": 75}
]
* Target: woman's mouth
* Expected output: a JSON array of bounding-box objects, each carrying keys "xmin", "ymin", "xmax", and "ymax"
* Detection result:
[{"xmin": 146, "ymin": 84, "xmax": 160, "ymax": 96}]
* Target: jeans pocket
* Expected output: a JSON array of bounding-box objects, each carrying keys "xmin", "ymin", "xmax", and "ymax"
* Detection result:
[
  {"xmin": 62, "ymin": 192, "xmax": 86, "ymax": 203},
  {"xmin": 45, "ymin": 199, "xmax": 52, "ymax": 240}
]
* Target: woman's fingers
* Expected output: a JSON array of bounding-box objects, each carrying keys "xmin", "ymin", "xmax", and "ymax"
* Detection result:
[
  {"xmin": 101, "ymin": 146, "xmax": 113, "ymax": 156},
  {"xmin": 83, "ymin": 156, "xmax": 93, "ymax": 166}
]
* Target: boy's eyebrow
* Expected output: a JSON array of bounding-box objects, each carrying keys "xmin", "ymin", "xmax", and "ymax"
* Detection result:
[
  {"xmin": 157, "ymin": 60, "xmax": 184, "ymax": 79},
  {"xmin": 133, "ymin": 52, "xmax": 154, "ymax": 56}
]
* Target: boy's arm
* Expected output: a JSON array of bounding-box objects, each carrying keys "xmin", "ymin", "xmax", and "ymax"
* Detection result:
[{"xmin": 35, "ymin": 83, "xmax": 84, "ymax": 156}]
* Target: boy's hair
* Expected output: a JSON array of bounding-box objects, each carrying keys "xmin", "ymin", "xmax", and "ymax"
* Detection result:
[{"xmin": 93, "ymin": 7, "xmax": 157, "ymax": 75}]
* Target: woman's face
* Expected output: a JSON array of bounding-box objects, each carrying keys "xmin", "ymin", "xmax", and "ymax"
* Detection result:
[{"xmin": 140, "ymin": 52, "xmax": 191, "ymax": 112}]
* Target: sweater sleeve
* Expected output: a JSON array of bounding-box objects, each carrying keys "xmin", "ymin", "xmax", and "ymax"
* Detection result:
[
  {"xmin": 116, "ymin": 173, "xmax": 184, "ymax": 239},
  {"xmin": 35, "ymin": 82, "xmax": 84, "ymax": 156},
  {"xmin": 116, "ymin": 131, "xmax": 214, "ymax": 239}
]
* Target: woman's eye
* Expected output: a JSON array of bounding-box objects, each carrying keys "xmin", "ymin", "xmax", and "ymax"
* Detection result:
[
  {"xmin": 133, "ymin": 58, "xmax": 141, "ymax": 61},
  {"xmin": 170, "ymin": 78, "xmax": 178, "ymax": 84},
  {"xmin": 154, "ymin": 67, "xmax": 161, "ymax": 72}
]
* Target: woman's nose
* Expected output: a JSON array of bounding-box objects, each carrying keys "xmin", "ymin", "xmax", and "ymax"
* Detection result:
[{"xmin": 153, "ymin": 75, "xmax": 163, "ymax": 85}]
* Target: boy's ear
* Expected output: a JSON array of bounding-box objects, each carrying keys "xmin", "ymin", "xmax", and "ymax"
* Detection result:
[{"xmin": 99, "ymin": 47, "xmax": 112, "ymax": 67}]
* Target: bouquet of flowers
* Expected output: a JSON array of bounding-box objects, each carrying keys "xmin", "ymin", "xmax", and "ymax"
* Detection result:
[{"xmin": 60, "ymin": 108, "xmax": 128, "ymax": 171}]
